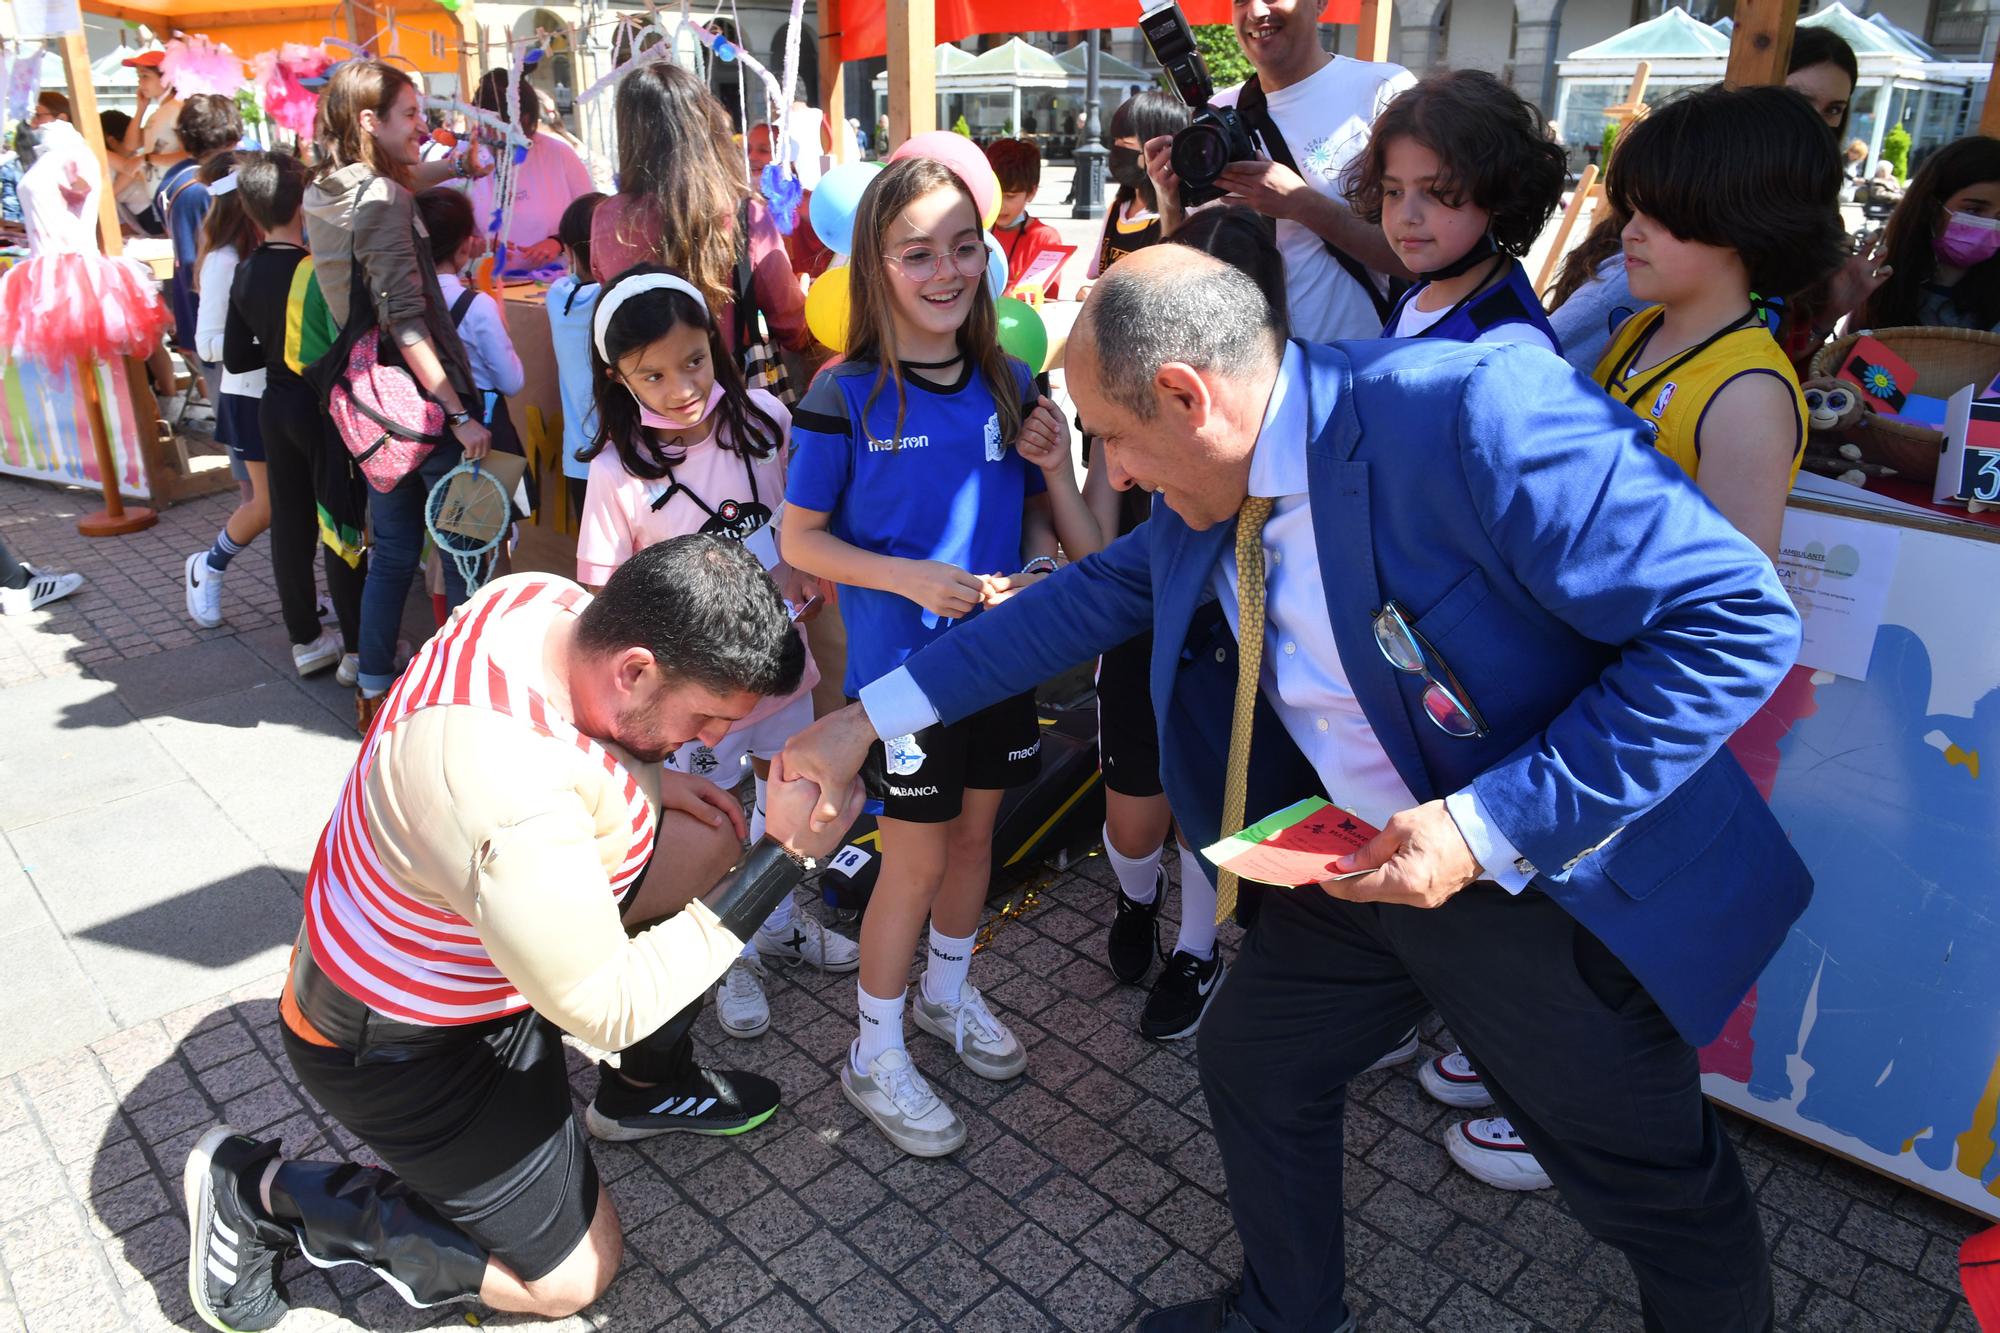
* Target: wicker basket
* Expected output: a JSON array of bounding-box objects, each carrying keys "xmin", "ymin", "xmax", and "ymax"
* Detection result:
[{"xmin": 1808, "ymin": 327, "xmax": 2000, "ymax": 483}]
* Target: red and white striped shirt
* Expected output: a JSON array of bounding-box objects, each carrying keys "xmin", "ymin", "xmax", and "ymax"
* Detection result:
[{"xmin": 304, "ymin": 577, "xmax": 657, "ymax": 1026}]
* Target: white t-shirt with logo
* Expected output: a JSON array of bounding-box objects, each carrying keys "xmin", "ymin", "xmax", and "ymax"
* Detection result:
[{"xmin": 1212, "ymin": 55, "xmax": 1416, "ymax": 344}]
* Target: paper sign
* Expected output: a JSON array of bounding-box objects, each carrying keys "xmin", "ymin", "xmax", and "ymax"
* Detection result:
[
  {"xmin": 1837, "ymin": 336, "xmax": 1918, "ymax": 415},
  {"xmin": 1011, "ymin": 245, "xmax": 1075, "ymax": 299},
  {"xmin": 15, "ymin": 0, "xmax": 83, "ymax": 37},
  {"xmin": 1935, "ymin": 385, "xmax": 1980, "ymax": 506},
  {"xmin": 1774, "ymin": 508, "xmax": 1902, "ymax": 680},
  {"xmin": 1203, "ymin": 797, "xmax": 1380, "ymax": 888},
  {"xmin": 1957, "ymin": 399, "xmax": 2000, "ymax": 505},
  {"xmin": 434, "ymin": 453, "xmax": 526, "ymax": 539}
]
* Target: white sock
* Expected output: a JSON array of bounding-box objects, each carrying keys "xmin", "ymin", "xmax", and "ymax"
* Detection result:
[
  {"xmin": 855, "ymin": 984, "xmax": 906, "ymax": 1073},
  {"xmin": 1174, "ymin": 838, "xmax": 1218, "ymax": 960},
  {"xmin": 921, "ymin": 925, "xmax": 976, "ymax": 1006},
  {"xmin": 1103, "ymin": 822, "xmax": 1162, "ymax": 905}
]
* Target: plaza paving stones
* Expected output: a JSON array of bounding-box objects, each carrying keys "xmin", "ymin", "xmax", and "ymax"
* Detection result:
[{"xmin": 0, "ymin": 473, "xmax": 1984, "ymax": 1330}]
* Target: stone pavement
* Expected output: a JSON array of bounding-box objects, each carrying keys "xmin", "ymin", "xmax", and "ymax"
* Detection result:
[{"xmin": 0, "ymin": 473, "xmax": 1986, "ymax": 1333}]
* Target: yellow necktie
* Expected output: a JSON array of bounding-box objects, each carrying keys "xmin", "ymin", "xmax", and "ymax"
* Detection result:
[{"xmin": 1214, "ymin": 495, "xmax": 1276, "ymax": 925}]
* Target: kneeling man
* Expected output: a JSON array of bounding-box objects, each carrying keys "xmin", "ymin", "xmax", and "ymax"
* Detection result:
[{"xmin": 184, "ymin": 536, "xmax": 862, "ymax": 1330}]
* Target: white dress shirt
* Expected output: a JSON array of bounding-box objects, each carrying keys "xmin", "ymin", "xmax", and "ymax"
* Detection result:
[{"xmin": 861, "ymin": 343, "xmax": 1533, "ymax": 890}]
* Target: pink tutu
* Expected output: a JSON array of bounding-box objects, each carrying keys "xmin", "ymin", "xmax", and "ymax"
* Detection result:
[{"xmin": 0, "ymin": 251, "xmax": 173, "ymax": 368}]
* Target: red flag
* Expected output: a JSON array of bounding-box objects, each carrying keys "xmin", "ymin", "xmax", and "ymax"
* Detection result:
[{"xmin": 835, "ymin": 0, "xmax": 1361, "ymax": 65}]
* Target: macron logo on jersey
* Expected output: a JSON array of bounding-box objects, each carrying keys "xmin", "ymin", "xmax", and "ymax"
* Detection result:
[{"xmin": 866, "ymin": 434, "xmax": 931, "ymax": 453}]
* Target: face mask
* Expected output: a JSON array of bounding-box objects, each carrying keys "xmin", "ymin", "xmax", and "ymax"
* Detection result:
[
  {"xmin": 1935, "ymin": 210, "xmax": 2000, "ymax": 268},
  {"xmin": 1108, "ymin": 146, "xmax": 1145, "ymax": 189},
  {"xmin": 629, "ymin": 386, "xmax": 684, "ymax": 431}
]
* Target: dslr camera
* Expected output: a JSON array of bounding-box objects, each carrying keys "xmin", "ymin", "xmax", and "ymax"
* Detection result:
[{"xmin": 1138, "ymin": 1, "xmax": 1260, "ymax": 207}]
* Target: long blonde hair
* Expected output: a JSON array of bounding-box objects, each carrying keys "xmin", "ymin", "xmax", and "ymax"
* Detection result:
[
  {"xmin": 314, "ymin": 59, "xmax": 417, "ymax": 188},
  {"xmin": 610, "ymin": 61, "xmax": 746, "ymax": 311},
  {"xmin": 845, "ymin": 156, "xmax": 1023, "ymax": 451}
]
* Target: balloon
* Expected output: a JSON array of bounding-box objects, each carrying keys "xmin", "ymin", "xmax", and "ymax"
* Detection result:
[
  {"xmin": 995, "ymin": 297, "xmax": 1048, "ymax": 373},
  {"xmin": 985, "ymin": 234, "xmax": 1010, "ymax": 302},
  {"xmin": 805, "ymin": 266, "xmax": 853, "ymax": 354},
  {"xmin": 810, "ymin": 161, "xmax": 880, "ymax": 256},
  {"xmin": 889, "ymin": 131, "xmax": 1001, "ymax": 234}
]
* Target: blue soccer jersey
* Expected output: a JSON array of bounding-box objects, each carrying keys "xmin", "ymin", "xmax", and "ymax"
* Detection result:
[{"xmin": 787, "ymin": 358, "xmax": 1044, "ymax": 695}]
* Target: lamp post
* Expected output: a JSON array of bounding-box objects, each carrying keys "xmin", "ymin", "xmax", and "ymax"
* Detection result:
[{"xmin": 1072, "ymin": 30, "xmax": 1107, "ymax": 218}]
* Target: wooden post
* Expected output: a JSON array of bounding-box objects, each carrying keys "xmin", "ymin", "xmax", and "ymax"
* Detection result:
[
  {"xmin": 886, "ymin": 0, "xmax": 933, "ymax": 147},
  {"xmin": 1535, "ymin": 162, "xmax": 1596, "ymax": 298},
  {"xmin": 52, "ymin": 30, "xmax": 157, "ymax": 535},
  {"xmin": 1723, "ymin": 0, "xmax": 1795, "ymax": 90},
  {"xmin": 820, "ymin": 0, "xmax": 848, "ymax": 162},
  {"xmin": 73, "ymin": 364, "xmax": 159, "ymax": 536},
  {"xmin": 56, "ymin": 31, "xmax": 124, "ymax": 259},
  {"xmin": 1356, "ymin": 0, "xmax": 1393, "ymax": 64},
  {"xmin": 1983, "ymin": 41, "xmax": 2000, "ymax": 137}
]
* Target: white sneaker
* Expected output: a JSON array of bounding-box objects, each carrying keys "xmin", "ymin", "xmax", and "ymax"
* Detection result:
[
  {"xmin": 912, "ymin": 982, "xmax": 1026, "ymax": 1081},
  {"xmin": 842, "ymin": 1044, "xmax": 965, "ymax": 1157},
  {"xmin": 714, "ymin": 955, "xmax": 770, "ymax": 1039},
  {"xmin": 1419, "ymin": 1048, "xmax": 1495, "ymax": 1108},
  {"xmin": 1365, "ymin": 1027, "xmax": 1421, "ymax": 1073},
  {"xmin": 292, "ymin": 630, "xmax": 342, "ymax": 677},
  {"xmin": 0, "ymin": 566, "xmax": 83, "ymax": 616},
  {"xmin": 1448, "ymin": 1117, "xmax": 1553, "ymax": 1191},
  {"xmin": 755, "ymin": 918, "xmax": 861, "ymax": 973},
  {"xmin": 336, "ymin": 654, "xmax": 360, "ymax": 688},
  {"xmin": 183, "ymin": 552, "xmax": 223, "ymax": 628}
]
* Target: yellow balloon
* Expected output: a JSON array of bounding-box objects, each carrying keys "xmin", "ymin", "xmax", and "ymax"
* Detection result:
[
  {"xmin": 981, "ymin": 193, "xmax": 1001, "ymax": 230},
  {"xmin": 805, "ymin": 266, "xmax": 852, "ymax": 354}
]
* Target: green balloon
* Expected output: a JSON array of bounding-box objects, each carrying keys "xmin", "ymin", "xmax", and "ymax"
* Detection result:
[{"xmin": 995, "ymin": 297, "xmax": 1049, "ymax": 373}]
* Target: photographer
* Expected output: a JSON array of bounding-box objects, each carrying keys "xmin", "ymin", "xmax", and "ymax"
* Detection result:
[{"xmin": 1143, "ymin": 0, "xmax": 1414, "ymax": 342}]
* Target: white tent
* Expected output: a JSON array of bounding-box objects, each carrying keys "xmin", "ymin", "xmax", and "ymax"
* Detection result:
[{"xmin": 1554, "ymin": 3, "xmax": 1980, "ymax": 171}]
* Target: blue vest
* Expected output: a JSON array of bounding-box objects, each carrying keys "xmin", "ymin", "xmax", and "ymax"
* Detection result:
[{"xmin": 1384, "ymin": 260, "xmax": 1560, "ymax": 351}]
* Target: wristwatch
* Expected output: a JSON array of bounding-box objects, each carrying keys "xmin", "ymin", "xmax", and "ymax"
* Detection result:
[
  {"xmin": 1021, "ymin": 556, "xmax": 1059, "ymax": 576},
  {"xmin": 446, "ymin": 409, "xmax": 473, "ymax": 428}
]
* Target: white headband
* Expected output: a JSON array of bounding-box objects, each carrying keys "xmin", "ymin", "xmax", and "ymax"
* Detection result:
[
  {"xmin": 592, "ymin": 273, "xmax": 708, "ymax": 362},
  {"xmin": 208, "ymin": 171, "xmax": 240, "ymax": 196}
]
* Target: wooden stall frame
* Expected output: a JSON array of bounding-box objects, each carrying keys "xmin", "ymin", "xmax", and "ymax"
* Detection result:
[
  {"xmin": 1723, "ymin": 0, "xmax": 1797, "ymax": 91},
  {"xmin": 1534, "ymin": 60, "xmax": 1648, "ymax": 299},
  {"xmin": 53, "ymin": 28, "xmax": 161, "ymax": 534}
]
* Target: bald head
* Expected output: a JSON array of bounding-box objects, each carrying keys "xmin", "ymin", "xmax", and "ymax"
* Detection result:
[{"xmin": 1077, "ymin": 246, "xmax": 1285, "ymax": 421}]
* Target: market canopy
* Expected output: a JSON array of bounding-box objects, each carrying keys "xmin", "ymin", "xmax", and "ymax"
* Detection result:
[
  {"xmin": 835, "ymin": 0, "xmax": 1361, "ymax": 64},
  {"xmin": 74, "ymin": 0, "xmax": 471, "ymax": 78},
  {"xmin": 1054, "ymin": 39, "xmax": 1152, "ymax": 85},
  {"xmin": 1566, "ymin": 7, "xmax": 1727, "ymax": 61}
]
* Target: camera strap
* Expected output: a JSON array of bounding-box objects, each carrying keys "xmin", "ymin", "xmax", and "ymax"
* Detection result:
[{"xmin": 1235, "ymin": 76, "xmax": 1393, "ymax": 325}]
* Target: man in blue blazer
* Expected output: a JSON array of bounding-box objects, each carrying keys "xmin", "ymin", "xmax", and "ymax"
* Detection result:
[{"xmin": 782, "ymin": 248, "xmax": 1809, "ymax": 1333}]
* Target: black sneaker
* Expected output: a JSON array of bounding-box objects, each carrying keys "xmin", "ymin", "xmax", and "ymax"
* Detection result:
[
  {"xmin": 183, "ymin": 1126, "xmax": 294, "ymax": 1333},
  {"xmin": 1107, "ymin": 870, "xmax": 1164, "ymax": 984},
  {"xmin": 1139, "ymin": 950, "xmax": 1227, "ymax": 1042},
  {"xmin": 584, "ymin": 1060, "xmax": 781, "ymax": 1141}
]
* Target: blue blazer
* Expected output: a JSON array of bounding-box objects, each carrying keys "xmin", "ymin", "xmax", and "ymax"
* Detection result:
[{"xmin": 906, "ymin": 339, "xmax": 1812, "ymax": 1046}]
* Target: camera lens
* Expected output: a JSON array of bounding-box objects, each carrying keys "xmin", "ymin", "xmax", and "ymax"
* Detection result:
[{"xmin": 1172, "ymin": 119, "xmax": 1229, "ymax": 188}]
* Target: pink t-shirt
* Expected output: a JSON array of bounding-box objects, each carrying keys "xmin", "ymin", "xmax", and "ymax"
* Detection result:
[
  {"xmin": 588, "ymin": 193, "xmax": 809, "ymax": 353},
  {"xmin": 467, "ymin": 132, "xmax": 594, "ymax": 252},
  {"xmin": 576, "ymin": 384, "xmax": 818, "ymax": 724}
]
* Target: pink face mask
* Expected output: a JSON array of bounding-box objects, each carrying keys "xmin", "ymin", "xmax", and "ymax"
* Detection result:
[
  {"xmin": 1934, "ymin": 209, "xmax": 2000, "ymax": 268},
  {"xmin": 629, "ymin": 388, "xmax": 676, "ymax": 430}
]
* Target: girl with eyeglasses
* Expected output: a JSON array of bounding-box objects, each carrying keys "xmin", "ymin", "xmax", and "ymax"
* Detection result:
[{"xmin": 783, "ymin": 155, "xmax": 1096, "ymax": 1157}]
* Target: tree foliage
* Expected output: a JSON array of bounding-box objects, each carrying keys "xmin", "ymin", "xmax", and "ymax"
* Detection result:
[{"xmin": 1192, "ymin": 24, "xmax": 1253, "ymax": 92}]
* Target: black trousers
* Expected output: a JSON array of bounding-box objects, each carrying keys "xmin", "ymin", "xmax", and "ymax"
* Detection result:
[
  {"xmin": 1198, "ymin": 881, "xmax": 1772, "ymax": 1333},
  {"xmin": 261, "ymin": 381, "xmax": 366, "ymax": 650}
]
